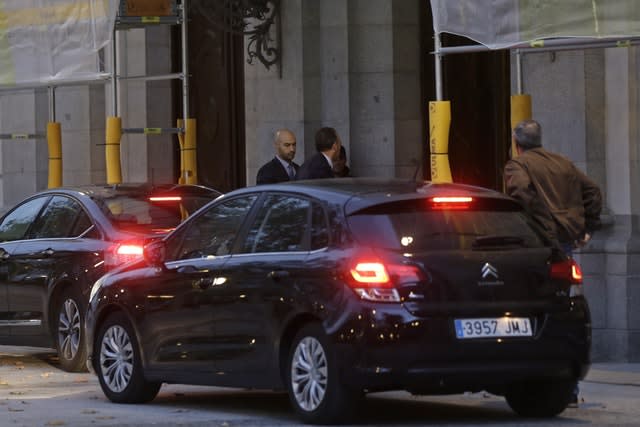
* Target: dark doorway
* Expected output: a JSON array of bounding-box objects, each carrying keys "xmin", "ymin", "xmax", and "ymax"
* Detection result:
[
  {"xmin": 173, "ymin": 0, "xmax": 246, "ymax": 193},
  {"xmin": 421, "ymin": 4, "xmax": 510, "ymax": 191}
]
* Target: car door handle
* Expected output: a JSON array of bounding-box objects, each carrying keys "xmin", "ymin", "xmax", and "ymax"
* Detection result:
[
  {"xmin": 177, "ymin": 265, "xmax": 199, "ymax": 274},
  {"xmin": 268, "ymin": 270, "xmax": 290, "ymax": 280}
]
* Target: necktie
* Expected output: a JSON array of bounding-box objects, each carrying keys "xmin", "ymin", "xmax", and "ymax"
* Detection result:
[{"xmin": 288, "ymin": 164, "xmax": 295, "ymax": 179}]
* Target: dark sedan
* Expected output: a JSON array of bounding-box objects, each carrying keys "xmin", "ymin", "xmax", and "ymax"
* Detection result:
[
  {"xmin": 86, "ymin": 178, "xmax": 590, "ymax": 424},
  {"xmin": 0, "ymin": 183, "xmax": 220, "ymax": 372}
]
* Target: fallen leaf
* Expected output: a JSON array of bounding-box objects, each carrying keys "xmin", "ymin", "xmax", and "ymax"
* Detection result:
[
  {"xmin": 9, "ymin": 391, "xmax": 25, "ymax": 395},
  {"xmin": 73, "ymin": 377, "xmax": 89, "ymax": 383},
  {"xmin": 46, "ymin": 420, "xmax": 66, "ymax": 426}
]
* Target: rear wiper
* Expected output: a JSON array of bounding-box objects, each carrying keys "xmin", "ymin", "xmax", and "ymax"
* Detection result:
[{"xmin": 472, "ymin": 235, "xmax": 525, "ymax": 248}]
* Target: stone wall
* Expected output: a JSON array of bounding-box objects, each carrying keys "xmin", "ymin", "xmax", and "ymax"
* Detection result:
[
  {"xmin": 244, "ymin": 0, "xmax": 424, "ymax": 185},
  {"xmin": 519, "ymin": 47, "xmax": 640, "ymax": 361}
]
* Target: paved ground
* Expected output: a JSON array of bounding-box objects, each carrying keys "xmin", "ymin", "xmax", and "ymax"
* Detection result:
[
  {"xmin": 0, "ymin": 346, "xmax": 639, "ymax": 426},
  {"xmin": 587, "ymin": 363, "xmax": 640, "ymax": 386}
]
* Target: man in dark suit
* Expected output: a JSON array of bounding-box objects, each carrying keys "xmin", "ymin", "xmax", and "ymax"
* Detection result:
[
  {"xmin": 297, "ymin": 127, "xmax": 342, "ymax": 180},
  {"xmin": 256, "ymin": 129, "xmax": 299, "ymax": 185}
]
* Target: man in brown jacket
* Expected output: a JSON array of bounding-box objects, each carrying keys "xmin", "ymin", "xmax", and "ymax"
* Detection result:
[
  {"xmin": 504, "ymin": 119, "xmax": 602, "ymax": 408},
  {"xmin": 504, "ymin": 119, "xmax": 602, "ymax": 252}
]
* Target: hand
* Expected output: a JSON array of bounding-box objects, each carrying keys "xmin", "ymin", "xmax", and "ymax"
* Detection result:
[{"xmin": 575, "ymin": 233, "xmax": 591, "ymax": 248}]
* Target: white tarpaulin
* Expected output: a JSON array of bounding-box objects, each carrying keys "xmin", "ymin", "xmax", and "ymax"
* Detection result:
[
  {"xmin": 430, "ymin": 0, "xmax": 640, "ymax": 50},
  {"xmin": 0, "ymin": 0, "xmax": 118, "ymax": 86}
]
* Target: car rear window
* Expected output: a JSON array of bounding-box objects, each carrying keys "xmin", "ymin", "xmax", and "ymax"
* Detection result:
[
  {"xmin": 98, "ymin": 195, "xmax": 212, "ymax": 234},
  {"xmin": 347, "ymin": 199, "xmax": 545, "ymax": 251}
]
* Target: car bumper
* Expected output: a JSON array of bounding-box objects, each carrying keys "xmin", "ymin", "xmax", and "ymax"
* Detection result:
[{"xmin": 330, "ymin": 301, "xmax": 591, "ymax": 393}]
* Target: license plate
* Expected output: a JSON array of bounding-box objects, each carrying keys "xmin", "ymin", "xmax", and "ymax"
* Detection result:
[{"xmin": 454, "ymin": 317, "xmax": 532, "ymax": 339}]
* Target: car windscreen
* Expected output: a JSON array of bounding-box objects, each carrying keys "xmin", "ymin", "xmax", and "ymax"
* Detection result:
[
  {"xmin": 97, "ymin": 195, "xmax": 213, "ymax": 234},
  {"xmin": 347, "ymin": 198, "xmax": 545, "ymax": 251}
]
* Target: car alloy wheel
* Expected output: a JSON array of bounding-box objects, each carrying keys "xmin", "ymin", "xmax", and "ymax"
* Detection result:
[
  {"xmin": 95, "ymin": 312, "xmax": 161, "ymax": 403},
  {"xmin": 100, "ymin": 324, "xmax": 134, "ymax": 393},
  {"xmin": 291, "ymin": 336, "xmax": 328, "ymax": 411},
  {"xmin": 54, "ymin": 288, "xmax": 87, "ymax": 372},
  {"xmin": 58, "ymin": 298, "xmax": 81, "ymax": 362},
  {"xmin": 287, "ymin": 323, "xmax": 360, "ymax": 424}
]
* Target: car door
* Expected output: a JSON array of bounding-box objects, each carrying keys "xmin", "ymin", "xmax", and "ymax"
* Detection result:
[
  {"xmin": 211, "ymin": 194, "xmax": 325, "ymax": 383},
  {"xmin": 0, "ymin": 196, "xmax": 49, "ymax": 339},
  {"xmin": 137, "ymin": 195, "xmax": 258, "ymax": 377},
  {"xmin": 7, "ymin": 195, "xmax": 99, "ymax": 339}
]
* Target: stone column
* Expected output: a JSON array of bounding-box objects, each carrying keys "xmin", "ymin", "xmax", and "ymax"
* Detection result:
[
  {"xmin": 244, "ymin": 0, "xmax": 424, "ymax": 183},
  {"xmin": 0, "ymin": 90, "xmax": 47, "ymax": 209},
  {"xmin": 587, "ymin": 46, "xmax": 640, "ymax": 361},
  {"xmin": 245, "ymin": 0, "xmax": 307, "ymax": 185}
]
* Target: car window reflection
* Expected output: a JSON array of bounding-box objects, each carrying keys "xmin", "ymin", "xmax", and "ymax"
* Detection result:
[
  {"xmin": 242, "ymin": 195, "xmax": 310, "ymax": 253},
  {"xmin": 172, "ymin": 196, "xmax": 257, "ymax": 260}
]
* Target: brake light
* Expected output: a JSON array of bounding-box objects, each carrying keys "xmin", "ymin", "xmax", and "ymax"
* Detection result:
[
  {"xmin": 117, "ymin": 244, "xmax": 144, "ymax": 256},
  {"xmin": 350, "ymin": 262, "xmax": 390, "ymax": 285},
  {"xmin": 430, "ymin": 196, "xmax": 473, "ymax": 210},
  {"xmin": 348, "ymin": 260, "xmax": 424, "ymax": 302},
  {"xmin": 149, "ymin": 196, "xmax": 182, "ymax": 202},
  {"xmin": 104, "ymin": 243, "xmax": 145, "ymax": 270},
  {"xmin": 550, "ymin": 259, "xmax": 583, "ymax": 284}
]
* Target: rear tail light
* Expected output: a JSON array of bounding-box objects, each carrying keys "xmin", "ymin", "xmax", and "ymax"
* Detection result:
[
  {"xmin": 550, "ymin": 258, "xmax": 583, "ymax": 297},
  {"xmin": 348, "ymin": 261, "xmax": 424, "ymax": 302},
  {"xmin": 104, "ymin": 243, "xmax": 144, "ymax": 270},
  {"xmin": 350, "ymin": 262, "xmax": 391, "ymax": 286},
  {"xmin": 550, "ymin": 258, "xmax": 583, "ymax": 284}
]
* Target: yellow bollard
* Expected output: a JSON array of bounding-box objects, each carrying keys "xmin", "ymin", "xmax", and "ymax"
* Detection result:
[
  {"xmin": 429, "ymin": 101, "xmax": 453, "ymax": 183},
  {"xmin": 182, "ymin": 118, "xmax": 197, "ymax": 184},
  {"xmin": 106, "ymin": 116, "xmax": 122, "ymax": 184},
  {"xmin": 47, "ymin": 122, "xmax": 62, "ymax": 188},
  {"xmin": 510, "ymin": 94, "xmax": 532, "ymax": 158}
]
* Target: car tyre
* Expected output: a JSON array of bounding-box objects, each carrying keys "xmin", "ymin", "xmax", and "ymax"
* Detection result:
[
  {"xmin": 286, "ymin": 323, "xmax": 359, "ymax": 424},
  {"xmin": 505, "ymin": 379, "xmax": 575, "ymax": 417},
  {"xmin": 95, "ymin": 312, "xmax": 161, "ymax": 403},
  {"xmin": 54, "ymin": 287, "xmax": 88, "ymax": 372}
]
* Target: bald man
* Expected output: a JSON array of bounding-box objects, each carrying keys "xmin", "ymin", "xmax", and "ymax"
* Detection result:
[{"xmin": 256, "ymin": 129, "xmax": 300, "ymax": 185}]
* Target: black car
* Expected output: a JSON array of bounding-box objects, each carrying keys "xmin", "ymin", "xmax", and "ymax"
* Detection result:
[
  {"xmin": 86, "ymin": 178, "xmax": 590, "ymax": 424},
  {"xmin": 0, "ymin": 183, "xmax": 220, "ymax": 372}
]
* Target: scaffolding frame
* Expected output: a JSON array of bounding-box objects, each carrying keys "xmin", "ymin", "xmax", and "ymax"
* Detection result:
[
  {"xmin": 0, "ymin": 0, "xmax": 194, "ymax": 188},
  {"xmin": 108, "ymin": 0, "xmax": 195, "ymax": 185},
  {"xmin": 428, "ymin": 34, "xmax": 640, "ymax": 183}
]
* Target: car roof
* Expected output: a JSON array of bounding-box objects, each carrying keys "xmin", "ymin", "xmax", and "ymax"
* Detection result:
[
  {"xmin": 226, "ymin": 178, "xmax": 514, "ymax": 215},
  {"xmin": 34, "ymin": 183, "xmax": 221, "ymax": 200}
]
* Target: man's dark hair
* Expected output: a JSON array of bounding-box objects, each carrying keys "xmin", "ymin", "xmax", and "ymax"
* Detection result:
[
  {"xmin": 513, "ymin": 119, "xmax": 542, "ymax": 150},
  {"xmin": 315, "ymin": 127, "xmax": 338, "ymax": 152},
  {"xmin": 338, "ymin": 145, "xmax": 347, "ymax": 160}
]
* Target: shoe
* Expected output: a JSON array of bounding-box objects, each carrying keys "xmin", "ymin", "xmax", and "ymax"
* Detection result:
[{"xmin": 567, "ymin": 393, "xmax": 579, "ymax": 408}]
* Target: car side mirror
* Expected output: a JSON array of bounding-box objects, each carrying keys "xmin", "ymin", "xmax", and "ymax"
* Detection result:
[{"xmin": 144, "ymin": 240, "xmax": 166, "ymax": 267}]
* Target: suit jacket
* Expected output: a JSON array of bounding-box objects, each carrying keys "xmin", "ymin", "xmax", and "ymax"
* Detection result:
[
  {"xmin": 256, "ymin": 157, "xmax": 299, "ymax": 185},
  {"xmin": 296, "ymin": 153, "xmax": 334, "ymax": 180}
]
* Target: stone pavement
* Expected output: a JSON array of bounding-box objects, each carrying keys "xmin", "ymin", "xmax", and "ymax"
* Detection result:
[{"xmin": 586, "ymin": 363, "xmax": 640, "ymax": 386}]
